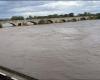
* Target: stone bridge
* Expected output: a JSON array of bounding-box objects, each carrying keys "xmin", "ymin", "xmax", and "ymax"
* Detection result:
[{"xmin": 0, "ymin": 16, "xmax": 89, "ymax": 27}]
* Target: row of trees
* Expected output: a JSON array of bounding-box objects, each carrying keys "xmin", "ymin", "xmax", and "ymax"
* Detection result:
[
  {"xmin": 9, "ymin": 12, "xmax": 100, "ymax": 20},
  {"xmin": 33, "ymin": 13, "xmax": 74, "ymax": 19},
  {"xmin": 11, "ymin": 16, "xmax": 24, "ymax": 20},
  {"xmin": 10, "ymin": 13, "xmax": 74, "ymax": 20}
]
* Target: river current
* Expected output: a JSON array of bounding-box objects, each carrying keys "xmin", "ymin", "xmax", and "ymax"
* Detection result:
[{"xmin": 0, "ymin": 20, "xmax": 100, "ymax": 80}]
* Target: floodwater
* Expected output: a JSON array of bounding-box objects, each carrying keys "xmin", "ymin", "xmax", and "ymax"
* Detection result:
[
  {"xmin": 0, "ymin": 20, "xmax": 100, "ymax": 80},
  {"xmin": 2, "ymin": 23, "xmax": 14, "ymax": 28}
]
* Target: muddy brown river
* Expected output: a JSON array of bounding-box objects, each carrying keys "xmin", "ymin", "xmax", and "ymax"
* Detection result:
[{"xmin": 0, "ymin": 20, "xmax": 100, "ymax": 80}]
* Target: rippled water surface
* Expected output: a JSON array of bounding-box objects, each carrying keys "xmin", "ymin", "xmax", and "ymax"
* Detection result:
[{"xmin": 0, "ymin": 20, "xmax": 100, "ymax": 80}]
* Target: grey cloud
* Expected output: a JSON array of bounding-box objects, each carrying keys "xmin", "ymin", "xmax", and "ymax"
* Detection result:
[{"xmin": 0, "ymin": 1, "xmax": 100, "ymax": 18}]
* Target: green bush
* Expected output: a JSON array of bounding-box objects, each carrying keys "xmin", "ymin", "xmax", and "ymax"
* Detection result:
[
  {"xmin": 0, "ymin": 23, "xmax": 2, "ymax": 28},
  {"xmin": 96, "ymin": 15, "xmax": 100, "ymax": 19},
  {"xmin": 95, "ymin": 13, "xmax": 100, "ymax": 19}
]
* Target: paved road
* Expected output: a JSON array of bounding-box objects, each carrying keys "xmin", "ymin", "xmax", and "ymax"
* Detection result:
[{"xmin": 0, "ymin": 20, "xmax": 100, "ymax": 80}]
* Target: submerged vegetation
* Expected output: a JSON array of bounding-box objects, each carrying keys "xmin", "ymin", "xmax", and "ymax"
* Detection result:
[
  {"xmin": 95, "ymin": 13, "xmax": 100, "ymax": 19},
  {"xmin": 0, "ymin": 23, "xmax": 2, "ymax": 28}
]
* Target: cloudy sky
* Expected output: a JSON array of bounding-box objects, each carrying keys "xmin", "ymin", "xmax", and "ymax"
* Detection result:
[{"xmin": 0, "ymin": 1, "xmax": 100, "ymax": 18}]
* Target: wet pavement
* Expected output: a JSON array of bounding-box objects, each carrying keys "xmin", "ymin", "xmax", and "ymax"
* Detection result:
[{"xmin": 0, "ymin": 20, "xmax": 100, "ymax": 80}]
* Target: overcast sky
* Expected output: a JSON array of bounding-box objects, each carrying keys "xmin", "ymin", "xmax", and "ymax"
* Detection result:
[{"xmin": 0, "ymin": 1, "xmax": 100, "ymax": 18}]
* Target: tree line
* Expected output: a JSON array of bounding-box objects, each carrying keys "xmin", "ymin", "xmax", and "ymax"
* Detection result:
[
  {"xmin": 1, "ymin": 12, "xmax": 100, "ymax": 20},
  {"xmin": 10, "ymin": 13, "xmax": 75, "ymax": 20}
]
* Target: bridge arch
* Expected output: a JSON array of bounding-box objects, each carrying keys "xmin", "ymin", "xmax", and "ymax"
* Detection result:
[
  {"xmin": 38, "ymin": 19, "xmax": 53, "ymax": 24},
  {"xmin": 18, "ymin": 23, "xmax": 22, "ymax": 26},
  {"xmin": 2, "ymin": 22, "xmax": 16, "ymax": 28},
  {"xmin": 28, "ymin": 21, "xmax": 37, "ymax": 25},
  {"xmin": 38, "ymin": 20, "xmax": 45, "ymax": 24},
  {"xmin": 59, "ymin": 19, "xmax": 66, "ymax": 23},
  {"xmin": 80, "ymin": 17, "xmax": 87, "ymax": 20},
  {"xmin": 47, "ymin": 20, "xmax": 53, "ymax": 24},
  {"xmin": 9, "ymin": 22, "xmax": 16, "ymax": 26}
]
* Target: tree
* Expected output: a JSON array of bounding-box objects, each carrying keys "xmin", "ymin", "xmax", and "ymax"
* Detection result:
[
  {"xmin": 11, "ymin": 16, "xmax": 24, "ymax": 20},
  {"xmin": 84, "ymin": 12, "xmax": 89, "ymax": 16},
  {"xmin": 68, "ymin": 13, "xmax": 74, "ymax": 17},
  {"xmin": 26, "ymin": 15, "xmax": 34, "ymax": 20},
  {"xmin": 64, "ymin": 14, "xmax": 68, "ymax": 17},
  {"xmin": 77, "ymin": 12, "xmax": 94, "ymax": 17}
]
